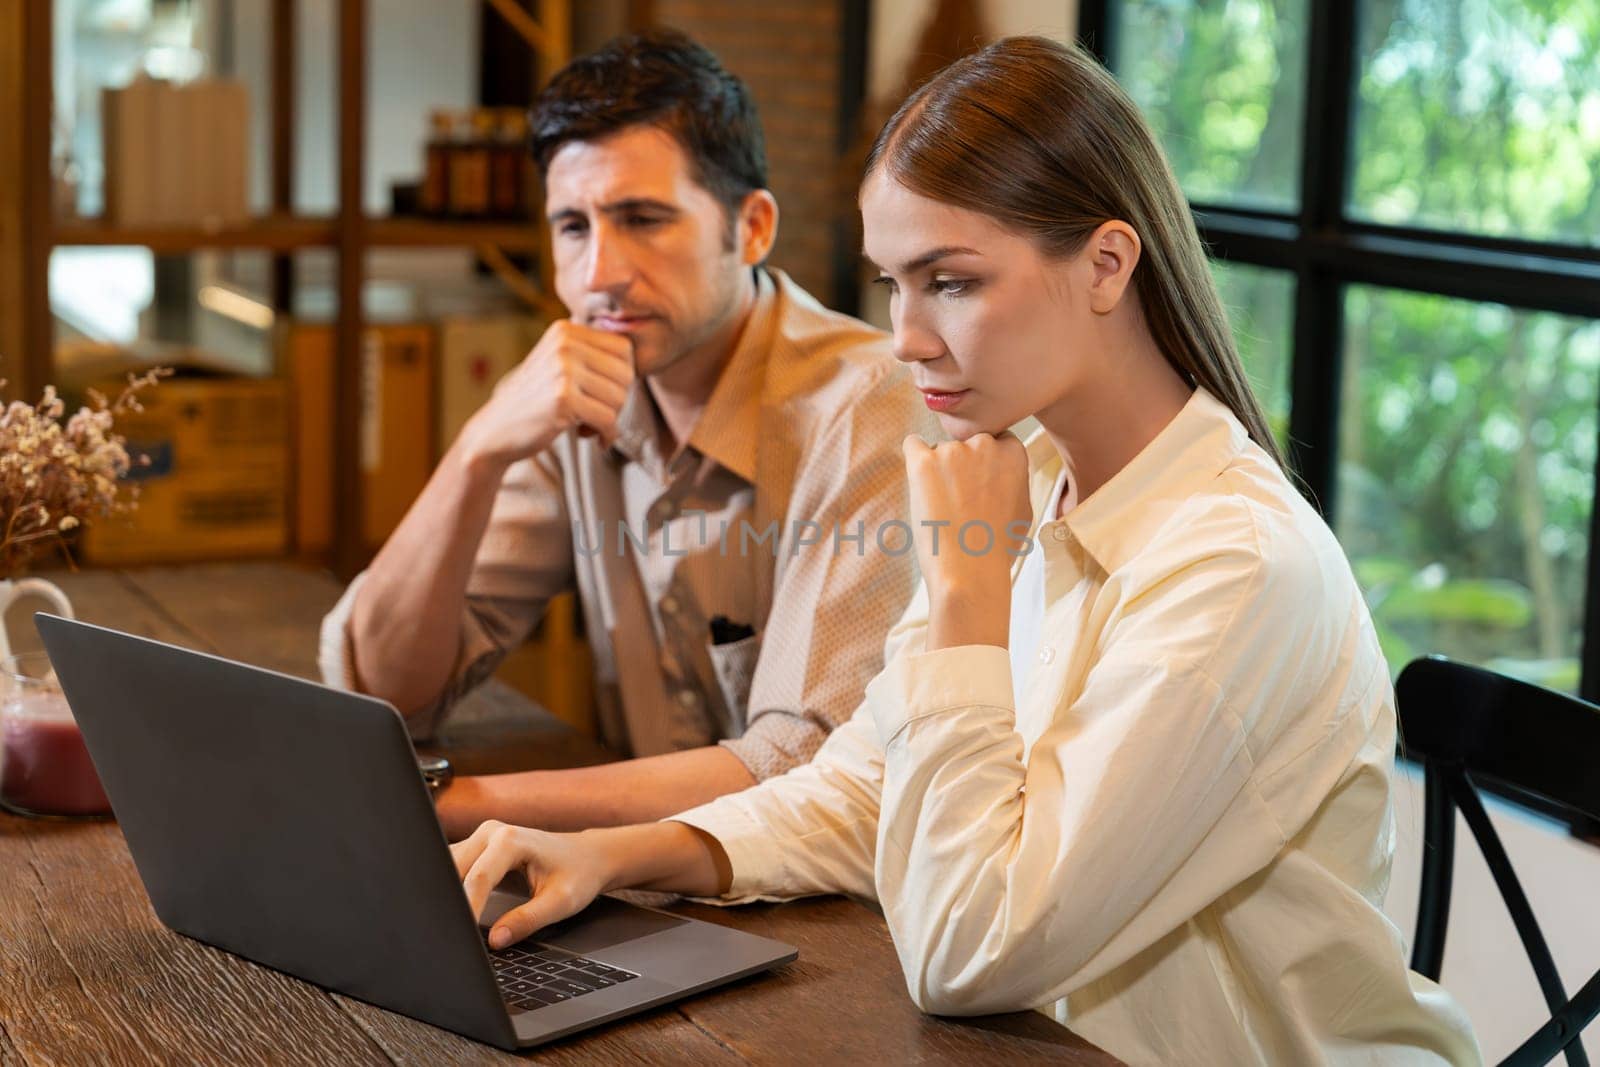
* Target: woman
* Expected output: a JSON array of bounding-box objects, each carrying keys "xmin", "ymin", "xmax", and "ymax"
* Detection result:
[{"xmin": 452, "ymin": 37, "xmax": 1481, "ymax": 1066}]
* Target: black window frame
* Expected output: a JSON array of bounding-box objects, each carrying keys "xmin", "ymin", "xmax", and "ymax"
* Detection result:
[{"xmin": 1079, "ymin": 1, "xmax": 1600, "ymax": 706}]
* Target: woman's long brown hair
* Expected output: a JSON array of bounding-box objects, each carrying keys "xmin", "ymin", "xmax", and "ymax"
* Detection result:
[{"xmin": 865, "ymin": 36, "xmax": 1287, "ymax": 471}]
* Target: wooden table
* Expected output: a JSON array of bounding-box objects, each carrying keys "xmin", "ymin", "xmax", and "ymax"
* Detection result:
[{"xmin": 0, "ymin": 562, "xmax": 1119, "ymax": 1065}]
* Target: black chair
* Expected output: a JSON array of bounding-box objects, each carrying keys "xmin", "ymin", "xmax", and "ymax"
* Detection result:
[{"xmin": 1397, "ymin": 655, "xmax": 1600, "ymax": 1066}]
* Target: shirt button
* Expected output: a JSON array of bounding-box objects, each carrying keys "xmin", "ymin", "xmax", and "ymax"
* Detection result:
[
  {"xmin": 676, "ymin": 689, "xmax": 701, "ymax": 710},
  {"xmin": 1037, "ymin": 646, "xmax": 1055, "ymax": 665},
  {"xmin": 1051, "ymin": 526, "xmax": 1069, "ymax": 542},
  {"xmin": 660, "ymin": 595, "xmax": 679, "ymax": 615}
]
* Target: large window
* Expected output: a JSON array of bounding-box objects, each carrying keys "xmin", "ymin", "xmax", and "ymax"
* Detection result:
[
  {"xmin": 1347, "ymin": 1, "xmax": 1600, "ymax": 247},
  {"xmin": 1083, "ymin": 0, "xmax": 1600, "ymax": 698},
  {"xmin": 1109, "ymin": 0, "xmax": 1308, "ymax": 213},
  {"xmin": 1213, "ymin": 259, "xmax": 1294, "ymax": 445},
  {"xmin": 1338, "ymin": 289, "xmax": 1600, "ymax": 691}
]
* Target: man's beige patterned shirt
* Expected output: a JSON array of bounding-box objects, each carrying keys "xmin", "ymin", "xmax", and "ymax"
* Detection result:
[{"xmin": 319, "ymin": 268, "xmax": 938, "ymax": 779}]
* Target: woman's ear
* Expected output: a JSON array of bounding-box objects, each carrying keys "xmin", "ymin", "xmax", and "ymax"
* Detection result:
[
  {"xmin": 1085, "ymin": 220, "xmax": 1141, "ymax": 314},
  {"xmin": 738, "ymin": 189, "xmax": 780, "ymax": 265}
]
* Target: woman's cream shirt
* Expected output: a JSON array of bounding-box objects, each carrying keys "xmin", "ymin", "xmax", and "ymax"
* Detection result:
[{"xmin": 674, "ymin": 388, "xmax": 1481, "ymax": 1066}]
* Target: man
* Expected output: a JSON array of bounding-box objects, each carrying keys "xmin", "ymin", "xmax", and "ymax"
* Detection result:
[{"xmin": 319, "ymin": 29, "xmax": 934, "ymax": 839}]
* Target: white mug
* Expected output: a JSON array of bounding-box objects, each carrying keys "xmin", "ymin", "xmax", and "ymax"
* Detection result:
[{"xmin": 0, "ymin": 579, "xmax": 75, "ymax": 663}]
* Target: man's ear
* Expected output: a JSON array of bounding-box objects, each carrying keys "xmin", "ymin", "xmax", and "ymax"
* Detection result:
[
  {"xmin": 1085, "ymin": 219, "xmax": 1141, "ymax": 315},
  {"xmin": 738, "ymin": 189, "xmax": 779, "ymax": 265}
]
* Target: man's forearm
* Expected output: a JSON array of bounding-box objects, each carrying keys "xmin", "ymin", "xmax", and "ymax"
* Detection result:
[
  {"xmin": 435, "ymin": 744, "xmax": 758, "ymax": 838},
  {"xmin": 348, "ymin": 441, "xmax": 509, "ymax": 716}
]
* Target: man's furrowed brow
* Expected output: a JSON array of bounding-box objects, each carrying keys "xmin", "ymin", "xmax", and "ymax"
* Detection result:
[
  {"xmin": 601, "ymin": 197, "xmax": 681, "ymax": 216},
  {"xmin": 547, "ymin": 198, "xmax": 681, "ymax": 224}
]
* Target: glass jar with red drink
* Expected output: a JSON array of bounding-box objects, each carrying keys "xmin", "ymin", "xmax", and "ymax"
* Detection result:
[{"xmin": 0, "ymin": 652, "xmax": 110, "ymax": 818}]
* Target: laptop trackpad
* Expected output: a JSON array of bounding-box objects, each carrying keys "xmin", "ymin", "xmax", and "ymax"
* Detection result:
[{"xmin": 482, "ymin": 891, "xmax": 688, "ymax": 953}]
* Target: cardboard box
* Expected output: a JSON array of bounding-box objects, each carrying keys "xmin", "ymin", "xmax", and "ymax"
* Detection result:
[
  {"xmin": 152, "ymin": 79, "xmax": 193, "ymax": 225},
  {"xmin": 102, "ymin": 78, "xmax": 161, "ymax": 225},
  {"xmin": 436, "ymin": 313, "xmax": 546, "ymax": 453},
  {"xmin": 81, "ymin": 366, "xmax": 289, "ymax": 565},
  {"xmin": 201, "ymin": 79, "xmax": 251, "ymax": 224},
  {"xmin": 286, "ymin": 321, "xmax": 437, "ymax": 554},
  {"xmin": 361, "ymin": 323, "xmax": 435, "ymax": 545},
  {"xmin": 102, "ymin": 77, "xmax": 250, "ymax": 226},
  {"xmin": 285, "ymin": 325, "xmax": 335, "ymax": 555}
]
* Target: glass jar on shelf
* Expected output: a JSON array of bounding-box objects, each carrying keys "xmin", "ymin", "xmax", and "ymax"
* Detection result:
[
  {"xmin": 491, "ymin": 108, "xmax": 531, "ymax": 220},
  {"xmin": 447, "ymin": 110, "xmax": 495, "ymax": 220},
  {"xmin": 421, "ymin": 108, "xmax": 456, "ymax": 218}
]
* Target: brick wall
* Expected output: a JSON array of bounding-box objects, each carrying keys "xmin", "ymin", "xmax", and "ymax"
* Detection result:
[{"xmin": 654, "ymin": 1, "xmax": 844, "ymax": 303}]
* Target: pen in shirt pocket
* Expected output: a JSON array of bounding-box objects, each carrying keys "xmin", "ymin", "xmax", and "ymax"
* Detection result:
[{"xmin": 709, "ymin": 615, "xmax": 756, "ymax": 646}]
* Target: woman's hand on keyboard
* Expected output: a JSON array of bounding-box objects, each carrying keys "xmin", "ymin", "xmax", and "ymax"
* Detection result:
[
  {"xmin": 452, "ymin": 820, "xmax": 732, "ymax": 949},
  {"xmin": 452, "ymin": 821, "xmax": 609, "ymax": 949}
]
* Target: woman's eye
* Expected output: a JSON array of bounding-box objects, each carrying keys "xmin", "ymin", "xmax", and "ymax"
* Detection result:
[
  {"xmin": 871, "ymin": 275, "xmax": 898, "ymax": 294},
  {"xmin": 559, "ymin": 222, "xmax": 586, "ymax": 237},
  {"xmin": 930, "ymin": 278, "xmax": 972, "ymax": 296}
]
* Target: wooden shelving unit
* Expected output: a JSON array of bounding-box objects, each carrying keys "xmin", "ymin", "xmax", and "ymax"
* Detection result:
[
  {"xmin": 50, "ymin": 218, "xmax": 548, "ymax": 254},
  {"xmin": 3, "ymin": 0, "xmax": 570, "ymax": 578},
  {"xmin": 52, "ymin": 216, "xmax": 341, "ymax": 252},
  {"xmin": 363, "ymin": 217, "xmax": 549, "ymax": 250}
]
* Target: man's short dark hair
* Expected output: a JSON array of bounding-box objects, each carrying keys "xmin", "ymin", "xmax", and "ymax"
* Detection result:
[{"xmin": 529, "ymin": 28, "xmax": 768, "ymax": 220}]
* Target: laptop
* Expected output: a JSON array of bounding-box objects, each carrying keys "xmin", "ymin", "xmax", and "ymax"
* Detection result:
[{"xmin": 34, "ymin": 613, "xmax": 796, "ymax": 1051}]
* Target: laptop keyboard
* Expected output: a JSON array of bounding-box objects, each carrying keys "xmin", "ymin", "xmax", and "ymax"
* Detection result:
[{"xmin": 486, "ymin": 937, "xmax": 639, "ymax": 1012}]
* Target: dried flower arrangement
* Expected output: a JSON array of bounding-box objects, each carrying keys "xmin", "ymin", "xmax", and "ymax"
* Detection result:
[{"xmin": 0, "ymin": 370, "xmax": 168, "ymax": 579}]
